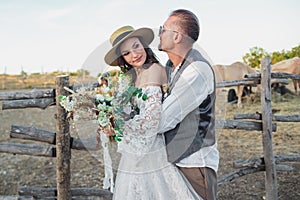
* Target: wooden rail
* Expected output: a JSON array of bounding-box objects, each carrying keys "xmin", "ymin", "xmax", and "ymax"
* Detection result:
[
  {"xmin": 234, "ymin": 113, "xmax": 300, "ymax": 122},
  {"xmin": 10, "ymin": 125, "xmax": 100, "ymax": 151},
  {"xmin": 18, "ymin": 187, "xmax": 112, "ymax": 200},
  {"xmin": 246, "ymin": 72, "xmax": 300, "ymax": 80},
  {"xmin": 0, "ymin": 77, "xmax": 292, "ymax": 110},
  {"xmin": 2, "ymin": 98, "xmax": 55, "ymax": 110},
  {"xmin": 216, "ymin": 119, "xmax": 276, "ymax": 131},
  {"xmin": 234, "ymin": 153, "xmax": 300, "ymax": 168},
  {"xmin": 0, "ymin": 142, "xmax": 56, "ymax": 157},
  {"xmin": 0, "ymin": 89, "xmax": 54, "ymax": 100},
  {"xmin": 0, "ymin": 81, "xmax": 98, "ymax": 101},
  {"xmin": 218, "ymin": 154, "xmax": 300, "ymax": 185}
]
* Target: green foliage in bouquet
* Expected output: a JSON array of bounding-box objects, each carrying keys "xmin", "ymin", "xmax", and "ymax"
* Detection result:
[{"xmin": 58, "ymin": 71, "xmax": 147, "ymax": 143}]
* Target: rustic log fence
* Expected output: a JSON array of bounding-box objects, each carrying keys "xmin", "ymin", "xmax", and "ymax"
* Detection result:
[
  {"xmin": 0, "ymin": 77, "xmax": 111, "ymax": 200},
  {"xmin": 1, "ymin": 58, "xmax": 300, "ymax": 199},
  {"xmin": 215, "ymin": 58, "xmax": 300, "ymax": 200}
]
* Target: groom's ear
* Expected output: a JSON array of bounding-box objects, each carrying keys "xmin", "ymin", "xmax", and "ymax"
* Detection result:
[{"xmin": 174, "ymin": 32, "xmax": 183, "ymax": 44}]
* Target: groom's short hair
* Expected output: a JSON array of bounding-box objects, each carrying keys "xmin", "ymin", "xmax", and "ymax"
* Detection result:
[{"xmin": 169, "ymin": 9, "xmax": 200, "ymax": 43}]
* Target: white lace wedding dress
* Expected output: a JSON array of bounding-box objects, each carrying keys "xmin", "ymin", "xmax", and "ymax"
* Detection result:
[{"xmin": 113, "ymin": 86, "xmax": 201, "ymax": 200}]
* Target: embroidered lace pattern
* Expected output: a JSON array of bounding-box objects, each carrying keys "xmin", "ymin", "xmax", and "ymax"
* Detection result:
[
  {"xmin": 113, "ymin": 86, "xmax": 201, "ymax": 200},
  {"xmin": 117, "ymin": 86, "xmax": 162, "ymax": 155}
]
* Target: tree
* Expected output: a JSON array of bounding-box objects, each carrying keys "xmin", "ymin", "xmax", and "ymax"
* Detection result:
[
  {"xmin": 243, "ymin": 47, "xmax": 269, "ymax": 68},
  {"xmin": 270, "ymin": 44, "xmax": 300, "ymax": 65},
  {"xmin": 270, "ymin": 50, "xmax": 288, "ymax": 64},
  {"xmin": 243, "ymin": 45, "xmax": 300, "ymax": 67},
  {"xmin": 286, "ymin": 44, "xmax": 300, "ymax": 58}
]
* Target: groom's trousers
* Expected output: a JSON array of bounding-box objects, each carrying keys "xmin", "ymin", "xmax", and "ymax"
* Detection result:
[{"xmin": 178, "ymin": 166, "xmax": 217, "ymax": 200}]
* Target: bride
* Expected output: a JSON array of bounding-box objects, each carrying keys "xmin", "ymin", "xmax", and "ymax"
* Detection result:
[{"xmin": 104, "ymin": 25, "xmax": 201, "ymax": 200}]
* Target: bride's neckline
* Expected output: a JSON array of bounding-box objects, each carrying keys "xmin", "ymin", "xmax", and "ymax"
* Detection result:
[
  {"xmin": 135, "ymin": 84, "xmax": 161, "ymax": 90},
  {"xmin": 134, "ymin": 66, "xmax": 146, "ymax": 75}
]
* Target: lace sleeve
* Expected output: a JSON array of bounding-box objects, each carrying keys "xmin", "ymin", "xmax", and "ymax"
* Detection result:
[{"xmin": 117, "ymin": 86, "xmax": 162, "ymax": 155}]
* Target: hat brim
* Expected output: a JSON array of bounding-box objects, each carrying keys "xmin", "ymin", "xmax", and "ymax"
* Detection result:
[{"xmin": 104, "ymin": 27, "xmax": 154, "ymax": 66}]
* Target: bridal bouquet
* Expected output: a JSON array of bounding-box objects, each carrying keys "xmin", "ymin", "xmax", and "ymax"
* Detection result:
[{"xmin": 58, "ymin": 70, "xmax": 147, "ymax": 143}]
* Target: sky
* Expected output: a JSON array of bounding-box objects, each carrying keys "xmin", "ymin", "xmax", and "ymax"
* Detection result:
[{"xmin": 0, "ymin": 0, "xmax": 299, "ymax": 75}]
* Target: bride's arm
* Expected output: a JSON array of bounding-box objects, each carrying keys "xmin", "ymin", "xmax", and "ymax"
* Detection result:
[
  {"xmin": 123, "ymin": 86, "xmax": 162, "ymax": 137},
  {"xmin": 116, "ymin": 86, "xmax": 162, "ymax": 154},
  {"xmin": 123, "ymin": 63, "xmax": 166, "ymax": 137},
  {"xmin": 117, "ymin": 64, "xmax": 166, "ymax": 154}
]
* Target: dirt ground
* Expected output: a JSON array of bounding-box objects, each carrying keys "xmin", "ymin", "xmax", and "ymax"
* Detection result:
[{"xmin": 0, "ymin": 86, "xmax": 300, "ymax": 199}]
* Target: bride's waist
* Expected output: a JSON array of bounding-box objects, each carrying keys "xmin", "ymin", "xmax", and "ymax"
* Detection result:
[{"xmin": 118, "ymin": 134, "xmax": 165, "ymax": 154}]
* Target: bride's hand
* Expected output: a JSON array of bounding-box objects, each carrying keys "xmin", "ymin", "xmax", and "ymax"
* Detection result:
[{"xmin": 103, "ymin": 126, "xmax": 115, "ymax": 137}]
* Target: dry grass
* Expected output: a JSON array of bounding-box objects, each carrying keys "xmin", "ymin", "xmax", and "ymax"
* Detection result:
[
  {"xmin": 217, "ymin": 84, "xmax": 300, "ymax": 199},
  {"xmin": 0, "ymin": 73, "xmax": 96, "ymax": 90},
  {"xmin": 0, "ymin": 77, "xmax": 299, "ymax": 199}
]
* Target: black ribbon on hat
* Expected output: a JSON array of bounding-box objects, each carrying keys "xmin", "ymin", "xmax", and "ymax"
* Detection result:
[{"xmin": 112, "ymin": 30, "xmax": 133, "ymax": 46}]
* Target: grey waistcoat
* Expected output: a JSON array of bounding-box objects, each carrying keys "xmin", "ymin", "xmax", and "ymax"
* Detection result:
[{"xmin": 163, "ymin": 49, "xmax": 216, "ymax": 164}]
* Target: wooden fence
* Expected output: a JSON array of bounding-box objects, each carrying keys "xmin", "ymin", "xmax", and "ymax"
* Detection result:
[{"xmin": 1, "ymin": 58, "xmax": 300, "ymax": 199}]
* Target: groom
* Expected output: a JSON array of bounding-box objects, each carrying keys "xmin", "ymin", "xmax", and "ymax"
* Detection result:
[{"xmin": 158, "ymin": 9, "xmax": 219, "ymax": 200}]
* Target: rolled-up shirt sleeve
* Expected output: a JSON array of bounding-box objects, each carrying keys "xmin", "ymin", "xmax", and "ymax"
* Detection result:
[{"xmin": 159, "ymin": 61, "xmax": 214, "ymax": 133}]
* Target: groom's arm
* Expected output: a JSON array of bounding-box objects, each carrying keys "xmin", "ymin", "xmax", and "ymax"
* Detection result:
[{"xmin": 159, "ymin": 61, "xmax": 214, "ymax": 133}]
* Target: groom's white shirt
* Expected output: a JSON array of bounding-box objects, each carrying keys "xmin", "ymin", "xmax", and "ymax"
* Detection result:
[{"xmin": 159, "ymin": 61, "xmax": 219, "ymax": 173}]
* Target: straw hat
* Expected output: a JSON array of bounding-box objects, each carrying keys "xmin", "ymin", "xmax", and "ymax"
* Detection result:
[{"xmin": 104, "ymin": 25, "xmax": 154, "ymax": 66}]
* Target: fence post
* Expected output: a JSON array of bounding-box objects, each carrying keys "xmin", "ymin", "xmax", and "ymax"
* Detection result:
[
  {"xmin": 260, "ymin": 58, "xmax": 278, "ymax": 199},
  {"xmin": 55, "ymin": 75, "xmax": 71, "ymax": 200}
]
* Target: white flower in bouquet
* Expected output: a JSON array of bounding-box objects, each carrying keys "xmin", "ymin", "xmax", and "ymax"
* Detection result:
[{"xmin": 58, "ymin": 70, "xmax": 147, "ymax": 143}]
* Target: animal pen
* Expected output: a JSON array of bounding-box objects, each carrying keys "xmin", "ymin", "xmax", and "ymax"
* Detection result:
[{"xmin": 0, "ymin": 58, "xmax": 300, "ymax": 200}]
